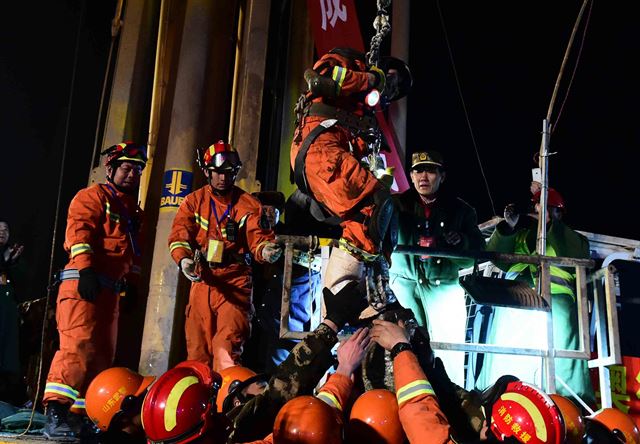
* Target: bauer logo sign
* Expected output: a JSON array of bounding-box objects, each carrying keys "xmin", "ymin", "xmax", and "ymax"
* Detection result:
[{"xmin": 160, "ymin": 169, "xmax": 192, "ymax": 210}]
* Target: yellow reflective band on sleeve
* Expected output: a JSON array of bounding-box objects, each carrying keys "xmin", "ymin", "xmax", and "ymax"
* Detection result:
[
  {"xmin": 317, "ymin": 391, "xmax": 342, "ymax": 411},
  {"xmin": 164, "ymin": 376, "xmax": 199, "ymax": 432},
  {"xmin": 70, "ymin": 243, "xmax": 93, "ymax": 258},
  {"xmin": 45, "ymin": 382, "xmax": 80, "ymax": 401},
  {"xmin": 170, "ymin": 241, "xmax": 192, "ymax": 253},
  {"xmin": 396, "ymin": 379, "xmax": 435, "ymax": 406},
  {"xmin": 105, "ymin": 201, "xmax": 121, "ymax": 223},
  {"xmin": 238, "ymin": 214, "xmax": 250, "ymax": 229},
  {"xmin": 194, "ymin": 212, "xmax": 209, "ymax": 231},
  {"xmin": 71, "ymin": 398, "xmax": 85, "ymax": 410},
  {"xmin": 331, "ymin": 66, "xmax": 347, "ymax": 94}
]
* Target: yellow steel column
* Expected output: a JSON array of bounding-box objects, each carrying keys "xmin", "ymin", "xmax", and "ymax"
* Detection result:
[
  {"xmin": 229, "ymin": 0, "xmax": 272, "ymax": 194},
  {"xmin": 139, "ymin": 0, "xmax": 219, "ymax": 375},
  {"xmin": 89, "ymin": 0, "xmax": 159, "ymax": 186}
]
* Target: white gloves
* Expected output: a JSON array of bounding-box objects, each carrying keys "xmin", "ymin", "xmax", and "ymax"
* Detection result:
[
  {"xmin": 504, "ymin": 204, "xmax": 520, "ymax": 228},
  {"xmin": 261, "ymin": 242, "xmax": 283, "ymax": 264},
  {"xmin": 179, "ymin": 257, "xmax": 202, "ymax": 282}
]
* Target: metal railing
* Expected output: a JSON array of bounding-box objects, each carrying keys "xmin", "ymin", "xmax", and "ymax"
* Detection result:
[{"xmin": 275, "ymin": 235, "xmax": 621, "ymax": 403}]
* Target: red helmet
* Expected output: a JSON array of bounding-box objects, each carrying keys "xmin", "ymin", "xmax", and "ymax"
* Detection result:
[
  {"xmin": 197, "ymin": 140, "xmax": 241, "ymax": 172},
  {"xmin": 273, "ymin": 395, "xmax": 342, "ymax": 444},
  {"xmin": 548, "ymin": 394, "xmax": 585, "ymax": 444},
  {"xmin": 348, "ymin": 389, "xmax": 405, "ymax": 444},
  {"xmin": 141, "ymin": 361, "xmax": 222, "ymax": 444},
  {"xmin": 85, "ymin": 367, "xmax": 155, "ymax": 432},
  {"xmin": 102, "ymin": 142, "xmax": 148, "ymax": 167},
  {"xmin": 532, "ymin": 188, "xmax": 564, "ymax": 209},
  {"xmin": 216, "ymin": 366, "xmax": 258, "ymax": 413},
  {"xmin": 488, "ymin": 381, "xmax": 565, "ymax": 444},
  {"xmin": 586, "ymin": 408, "xmax": 640, "ymax": 444}
]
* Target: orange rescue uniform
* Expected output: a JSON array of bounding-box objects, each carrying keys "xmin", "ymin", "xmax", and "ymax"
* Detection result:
[
  {"xmin": 394, "ymin": 350, "xmax": 454, "ymax": 443},
  {"xmin": 168, "ymin": 185, "xmax": 274, "ymax": 372},
  {"xmin": 44, "ymin": 184, "xmax": 142, "ymax": 411},
  {"xmin": 291, "ymin": 52, "xmax": 382, "ymax": 255}
]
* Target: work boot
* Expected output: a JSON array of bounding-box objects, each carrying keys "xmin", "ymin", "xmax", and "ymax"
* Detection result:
[{"xmin": 43, "ymin": 401, "xmax": 78, "ymax": 441}]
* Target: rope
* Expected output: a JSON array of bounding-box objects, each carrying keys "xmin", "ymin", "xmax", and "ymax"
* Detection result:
[
  {"xmin": 435, "ymin": 0, "xmax": 497, "ymax": 216},
  {"xmin": 551, "ymin": 0, "xmax": 593, "ymax": 133},
  {"xmin": 16, "ymin": 0, "xmax": 85, "ymax": 437},
  {"xmin": 366, "ymin": 0, "xmax": 392, "ymax": 67}
]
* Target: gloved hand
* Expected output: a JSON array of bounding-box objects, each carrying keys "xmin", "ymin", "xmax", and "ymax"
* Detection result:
[
  {"xmin": 323, "ymin": 281, "xmax": 368, "ymax": 330},
  {"xmin": 443, "ymin": 231, "xmax": 463, "ymax": 247},
  {"xmin": 503, "ymin": 203, "xmax": 520, "ymax": 228},
  {"xmin": 179, "ymin": 257, "xmax": 201, "ymax": 282},
  {"xmin": 78, "ymin": 268, "xmax": 100, "ymax": 302},
  {"xmin": 261, "ymin": 242, "xmax": 282, "ymax": 264},
  {"xmin": 119, "ymin": 283, "xmax": 137, "ymax": 312},
  {"xmin": 368, "ymin": 65, "xmax": 386, "ymax": 91},
  {"xmin": 304, "ymin": 68, "xmax": 337, "ymax": 98}
]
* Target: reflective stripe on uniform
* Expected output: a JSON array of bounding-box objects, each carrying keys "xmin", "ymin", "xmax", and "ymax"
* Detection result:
[
  {"xmin": 238, "ymin": 214, "xmax": 250, "ymax": 229},
  {"xmin": 45, "ymin": 382, "xmax": 79, "ymax": 401},
  {"xmin": 506, "ymin": 235, "xmax": 577, "ymax": 300},
  {"xmin": 70, "ymin": 243, "xmax": 93, "ymax": 258},
  {"xmin": 338, "ymin": 238, "xmax": 378, "ymax": 262},
  {"xmin": 331, "ymin": 66, "xmax": 347, "ymax": 94},
  {"xmin": 396, "ymin": 379, "xmax": 435, "ymax": 406},
  {"xmin": 105, "ymin": 202, "xmax": 121, "ymax": 223},
  {"xmin": 317, "ymin": 391, "xmax": 342, "ymax": 411},
  {"xmin": 194, "ymin": 212, "xmax": 209, "ymax": 231},
  {"xmin": 71, "ymin": 398, "xmax": 85, "ymax": 410},
  {"xmin": 170, "ymin": 241, "xmax": 192, "ymax": 253}
]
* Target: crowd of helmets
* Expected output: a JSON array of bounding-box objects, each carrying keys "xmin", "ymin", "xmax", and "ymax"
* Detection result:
[{"xmin": 85, "ymin": 361, "xmax": 640, "ymax": 444}]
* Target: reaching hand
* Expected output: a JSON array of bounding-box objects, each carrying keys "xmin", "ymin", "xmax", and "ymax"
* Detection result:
[
  {"xmin": 370, "ymin": 319, "xmax": 410, "ymax": 351},
  {"xmin": 3, "ymin": 244, "xmax": 24, "ymax": 263},
  {"xmin": 443, "ymin": 231, "xmax": 462, "ymax": 246},
  {"xmin": 179, "ymin": 258, "xmax": 202, "ymax": 282},
  {"xmin": 261, "ymin": 242, "xmax": 282, "ymax": 264},
  {"xmin": 336, "ymin": 327, "xmax": 371, "ymax": 377},
  {"xmin": 503, "ymin": 203, "xmax": 520, "ymax": 228}
]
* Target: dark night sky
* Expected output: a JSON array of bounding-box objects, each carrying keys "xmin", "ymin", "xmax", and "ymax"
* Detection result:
[{"xmin": 1, "ymin": 1, "xmax": 638, "ymax": 298}]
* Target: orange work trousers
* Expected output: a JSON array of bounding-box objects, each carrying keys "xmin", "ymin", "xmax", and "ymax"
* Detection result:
[
  {"xmin": 303, "ymin": 129, "xmax": 380, "ymax": 255},
  {"xmin": 185, "ymin": 277, "xmax": 252, "ymax": 373},
  {"xmin": 44, "ymin": 280, "xmax": 119, "ymax": 407}
]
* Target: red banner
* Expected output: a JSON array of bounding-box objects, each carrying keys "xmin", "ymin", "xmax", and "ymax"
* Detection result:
[
  {"xmin": 306, "ymin": 0, "xmax": 410, "ymax": 193},
  {"xmin": 592, "ymin": 356, "xmax": 640, "ymax": 428}
]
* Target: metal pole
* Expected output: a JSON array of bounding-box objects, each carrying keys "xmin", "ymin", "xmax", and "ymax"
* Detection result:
[{"xmin": 536, "ymin": 119, "xmax": 550, "ymax": 256}]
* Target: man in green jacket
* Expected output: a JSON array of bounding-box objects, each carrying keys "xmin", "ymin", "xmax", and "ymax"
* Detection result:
[
  {"xmin": 390, "ymin": 151, "xmax": 485, "ymax": 386},
  {"xmin": 476, "ymin": 188, "xmax": 595, "ymax": 405}
]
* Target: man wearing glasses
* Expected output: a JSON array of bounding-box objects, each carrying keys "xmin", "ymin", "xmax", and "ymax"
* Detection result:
[{"xmin": 43, "ymin": 142, "xmax": 147, "ymax": 439}]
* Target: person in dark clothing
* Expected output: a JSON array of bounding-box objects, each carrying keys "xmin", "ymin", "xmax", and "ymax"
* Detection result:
[
  {"xmin": 0, "ymin": 219, "xmax": 25, "ymax": 403},
  {"xmin": 390, "ymin": 151, "xmax": 485, "ymax": 386}
]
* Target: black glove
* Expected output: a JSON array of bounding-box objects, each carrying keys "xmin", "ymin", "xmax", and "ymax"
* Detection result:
[
  {"xmin": 323, "ymin": 281, "xmax": 367, "ymax": 330},
  {"xmin": 78, "ymin": 268, "xmax": 100, "ymax": 302},
  {"xmin": 119, "ymin": 283, "xmax": 137, "ymax": 312}
]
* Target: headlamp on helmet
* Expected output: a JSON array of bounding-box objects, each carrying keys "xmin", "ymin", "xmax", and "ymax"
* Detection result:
[{"xmin": 101, "ymin": 142, "xmax": 148, "ymax": 168}]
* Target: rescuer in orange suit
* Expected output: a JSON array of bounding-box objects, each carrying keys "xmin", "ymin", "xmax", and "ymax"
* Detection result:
[
  {"xmin": 290, "ymin": 47, "xmax": 412, "ymax": 311},
  {"xmin": 43, "ymin": 142, "xmax": 147, "ymax": 440},
  {"xmin": 168, "ymin": 141, "xmax": 281, "ymax": 373}
]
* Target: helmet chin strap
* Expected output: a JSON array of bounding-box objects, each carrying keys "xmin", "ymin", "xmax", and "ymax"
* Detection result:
[{"xmin": 106, "ymin": 173, "xmax": 138, "ymax": 196}]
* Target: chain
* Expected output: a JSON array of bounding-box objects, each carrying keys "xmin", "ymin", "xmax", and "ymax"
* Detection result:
[{"xmin": 366, "ymin": 0, "xmax": 392, "ymax": 67}]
